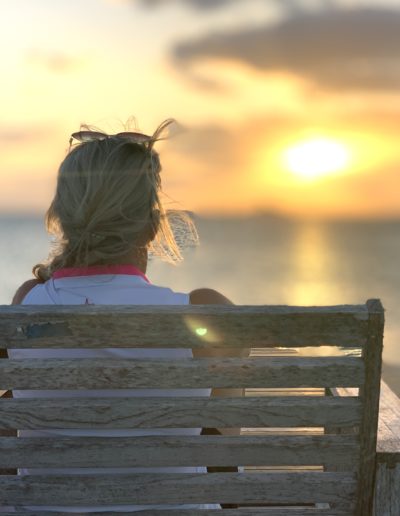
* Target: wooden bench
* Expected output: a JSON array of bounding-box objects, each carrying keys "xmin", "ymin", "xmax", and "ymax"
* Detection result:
[{"xmin": 0, "ymin": 299, "xmax": 397, "ymax": 514}]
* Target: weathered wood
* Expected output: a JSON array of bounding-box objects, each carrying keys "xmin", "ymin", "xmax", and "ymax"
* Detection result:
[
  {"xmin": 373, "ymin": 462, "xmax": 400, "ymax": 516},
  {"xmin": 329, "ymin": 381, "xmax": 400, "ymax": 466},
  {"xmin": 0, "ymin": 356, "xmax": 364, "ymax": 390},
  {"xmin": 0, "ymin": 472, "xmax": 357, "ymax": 505},
  {"xmin": 0, "ymin": 435, "xmax": 360, "ymax": 469},
  {"xmin": 326, "ymin": 380, "xmax": 400, "ymax": 513},
  {"xmin": 0, "ymin": 396, "xmax": 361, "ymax": 430},
  {"xmin": 356, "ymin": 299, "xmax": 384, "ymax": 516},
  {"xmin": 0, "ymin": 510, "xmax": 353, "ymax": 516},
  {"xmin": 376, "ymin": 381, "xmax": 400, "ymax": 466},
  {"xmin": 0, "ymin": 304, "xmax": 368, "ymax": 348},
  {"xmin": 0, "ymin": 301, "xmax": 388, "ymax": 513},
  {"xmin": 372, "ymin": 381, "xmax": 400, "ymax": 515}
]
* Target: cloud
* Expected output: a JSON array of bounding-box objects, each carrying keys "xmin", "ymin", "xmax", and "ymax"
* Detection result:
[
  {"xmin": 0, "ymin": 129, "xmax": 33, "ymax": 144},
  {"xmin": 173, "ymin": 8, "xmax": 400, "ymax": 90},
  {"xmin": 0, "ymin": 125, "xmax": 57, "ymax": 146},
  {"xmin": 137, "ymin": 0, "xmax": 309, "ymax": 14},
  {"xmin": 138, "ymin": 0, "xmax": 240, "ymax": 10},
  {"xmin": 26, "ymin": 50, "xmax": 82, "ymax": 73},
  {"xmin": 164, "ymin": 122, "xmax": 244, "ymax": 178}
]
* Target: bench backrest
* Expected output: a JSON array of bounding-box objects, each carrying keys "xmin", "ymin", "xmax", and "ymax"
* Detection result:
[{"xmin": 0, "ymin": 300, "xmax": 384, "ymax": 514}]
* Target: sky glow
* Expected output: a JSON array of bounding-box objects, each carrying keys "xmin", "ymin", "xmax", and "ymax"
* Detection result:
[{"xmin": 1, "ymin": 0, "xmax": 400, "ymax": 218}]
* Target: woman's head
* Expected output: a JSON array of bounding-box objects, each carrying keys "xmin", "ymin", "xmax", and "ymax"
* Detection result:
[{"xmin": 34, "ymin": 120, "xmax": 191, "ymax": 281}]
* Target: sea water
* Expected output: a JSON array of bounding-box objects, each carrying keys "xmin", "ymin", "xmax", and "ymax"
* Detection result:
[{"xmin": 1, "ymin": 214, "xmax": 399, "ymax": 395}]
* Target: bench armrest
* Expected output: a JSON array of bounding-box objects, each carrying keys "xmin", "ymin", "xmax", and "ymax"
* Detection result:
[
  {"xmin": 329, "ymin": 380, "xmax": 400, "ymax": 465},
  {"xmin": 376, "ymin": 380, "xmax": 400, "ymax": 467}
]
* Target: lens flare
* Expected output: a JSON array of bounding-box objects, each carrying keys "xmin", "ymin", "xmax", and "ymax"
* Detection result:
[{"xmin": 195, "ymin": 327, "xmax": 208, "ymax": 337}]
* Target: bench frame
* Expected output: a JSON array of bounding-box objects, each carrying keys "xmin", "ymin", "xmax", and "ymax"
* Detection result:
[{"xmin": 0, "ymin": 300, "xmax": 398, "ymax": 514}]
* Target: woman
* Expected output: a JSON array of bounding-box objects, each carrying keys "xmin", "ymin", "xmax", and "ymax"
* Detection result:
[
  {"xmin": 13, "ymin": 119, "xmax": 230, "ymax": 306},
  {"xmin": 11, "ymin": 119, "xmax": 239, "ymax": 512}
]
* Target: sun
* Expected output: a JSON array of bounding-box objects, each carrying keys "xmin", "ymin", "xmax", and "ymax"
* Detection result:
[{"xmin": 283, "ymin": 138, "xmax": 351, "ymax": 180}]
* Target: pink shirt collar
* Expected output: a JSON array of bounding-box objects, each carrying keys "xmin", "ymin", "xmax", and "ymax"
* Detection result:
[{"xmin": 52, "ymin": 264, "xmax": 150, "ymax": 283}]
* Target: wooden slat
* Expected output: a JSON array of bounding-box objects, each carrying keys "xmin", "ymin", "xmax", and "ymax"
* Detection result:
[
  {"xmin": 356, "ymin": 299, "xmax": 384, "ymax": 516},
  {"xmin": 0, "ymin": 435, "xmax": 360, "ymax": 469},
  {"xmin": 0, "ymin": 396, "xmax": 361, "ymax": 430},
  {"xmin": 1, "ymin": 510, "xmax": 353, "ymax": 516},
  {"xmin": 0, "ymin": 304, "xmax": 368, "ymax": 348},
  {"xmin": 1, "ymin": 472, "xmax": 357, "ymax": 505},
  {"xmin": 0, "ymin": 356, "xmax": 364, "ymax": 390}
]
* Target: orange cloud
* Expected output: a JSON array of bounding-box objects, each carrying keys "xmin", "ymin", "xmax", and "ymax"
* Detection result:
[{"xmin": 26, "ymin": 50, "xmax": 83, "ymax": 73}]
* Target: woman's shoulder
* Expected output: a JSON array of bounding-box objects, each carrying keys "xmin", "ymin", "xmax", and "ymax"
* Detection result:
[
  {"xmin": 12, "ymin": 279, "xmax": 44, "ymax": 305},
  {"xmin": 11, "ymin": 279, "xmax": 233, "ymax": 306},
  {"xmin": 189, "ymin": 288, "xmax": 233, "ymax": 305}
]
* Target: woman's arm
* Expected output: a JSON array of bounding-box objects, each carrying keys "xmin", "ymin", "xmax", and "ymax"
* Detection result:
[
  {"xmin": 12, "ymin": 279, "xmax": 42, "ymax": 305},
  {"xmin": 189, "ymin": 288, "xmax": 233, "ymax": 306}
]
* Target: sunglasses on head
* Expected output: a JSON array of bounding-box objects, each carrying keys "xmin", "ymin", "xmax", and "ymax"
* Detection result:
[
  {"xmin": 69, "ymin": 119, "xmax": 176, "ymax": 151},
  {"xmin": 69, "ymin": 130, "xmax": 154, "ymax": 149}
]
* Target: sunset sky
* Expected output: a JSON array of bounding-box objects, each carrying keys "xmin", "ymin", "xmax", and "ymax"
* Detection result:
[{"xmin": 1, "ymin": 0, "xmax": 400, "ymax": 218}]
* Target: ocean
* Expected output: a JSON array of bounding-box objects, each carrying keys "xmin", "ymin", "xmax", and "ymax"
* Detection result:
[{"xmin": 1, "ymin": 214, "xmax": 399, "ymax": 395}]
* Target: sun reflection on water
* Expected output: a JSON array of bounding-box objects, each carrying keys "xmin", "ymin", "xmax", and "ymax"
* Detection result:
[{"xmin": 285, "ymin": 222, "xmax": 343, "ymax": 306}]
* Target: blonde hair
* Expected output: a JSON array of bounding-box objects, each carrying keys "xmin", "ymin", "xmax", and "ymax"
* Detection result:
[{"xmin": 34, "ymin": 120, "xmax": 197, "ymax": 281}]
